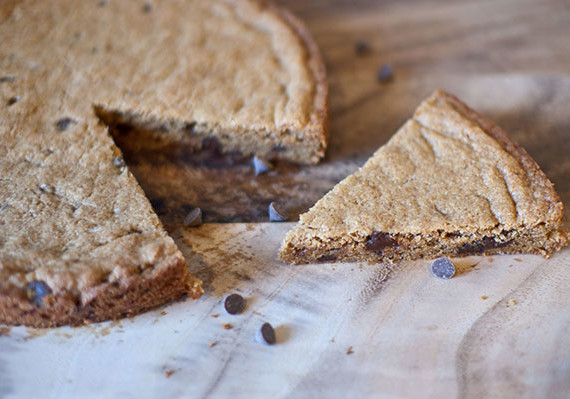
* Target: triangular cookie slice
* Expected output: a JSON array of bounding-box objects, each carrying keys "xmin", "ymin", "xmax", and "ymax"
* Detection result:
[{"xmin": 280, "ymin": 90, "xmax": 568, "ymax": 264}]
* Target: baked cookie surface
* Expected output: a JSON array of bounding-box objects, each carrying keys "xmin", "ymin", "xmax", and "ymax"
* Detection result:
[
  {"xmin": 0, "ymin": 0, "xmax": 326, "ymax": 326},
  {"xmin": 280, "ymin": 90, "xmax": 568, "ymax": 264}
]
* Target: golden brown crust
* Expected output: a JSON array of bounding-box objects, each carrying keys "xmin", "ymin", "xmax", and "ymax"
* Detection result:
[
  {"xmin": 0, "ymin": 255, "xmax": 202, "ymax": 328},
  {"xmin": 273, "ymin": 3, "xmax": 329, "ymax": 162},
  {"xmin": 429, "ymin": 90, "xmax": 565, "ymax": 228}
]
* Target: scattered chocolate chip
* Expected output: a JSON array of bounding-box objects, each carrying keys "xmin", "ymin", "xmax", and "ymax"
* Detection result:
[
  {"xmin": 0, "ymin": 76, "xmax": 15, "ymax": 83},
  {"xmin": 112, "ymin": 156, "xmax": 126, "ymax": 169},
  {"xmin": 143, "ymin": 2, "xmax": 152, "ymax": 13},
  {"xmin": 354, "ymin": 40, "xmax": 371, "ymax": 56},
  {"xmin": 365, "ymin": 232, "xmax": 397, "ymax": 254},
  {"xmin": 224, "ymin": 293, "xmax": 246, "ymax": 315},
  {"xmin": 256, "ymin": 322, "xmax": 276, "ymax": 345},
  {"xmin": 253, "ymin": 156, "xmax": 273, "ymax": 176},
  {"xmin": 377, "ymin": 64, "xmax": 393, "ymax": 83},
  {"xmin": 269, "ymin": 202, "xmax": 288, "ymax": 222},
  {"xmin": 430, "ymin": 257, "xmax": 455, "ymax": 279},
  {"xmin": 7, "ymin": 96, "xmax": 19, "ymax": 106},
  {"xmin": 25, "ymin": 280, "xmax": 52, "ymax": 306},
  {"xmin": 55, "ymin": 117, "xmax": 76, "ymax": 132},
  {"xmin": 183, "ymin": 207, "xmax": 202, "ymax": 227}
]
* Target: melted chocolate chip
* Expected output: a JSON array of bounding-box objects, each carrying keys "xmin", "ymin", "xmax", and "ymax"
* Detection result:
[
  {"xmin": 317, "ymin": 254, "xmax": 337, "ymax": 263},
  {"xmin": 25, "ymin": 280, "xmax": 52, "ymax": 306},
  {"xmin": 55, "ymin": 117, "xmax": 76, "ymax": 132},
  {"xmin": 365, "ymin": 232, "xmax": 397, "ymax": 254},
  {"xmin": 224, "ymin": 293, "xmax": 246, "ymax": 315},
  {"xmin": 458, "ymin": 237, "xmax": 508, "ymax": 255},
  {"xmin": 377, "ymin": 64, "xmax": 393, "ymax": 83},
  {"xmin": 256, "ymin": 322, "xmax": 276, "ymax": 345},
  {"xmin": 150, "ymin": 198, "xmax": 165, "ymax": 213},
  {"xmin": 0, "ymin": 76, "xmax": 15, "ymax": 83},
  {"xmin": 7, "ymin": 96, "xmax": 19, "ymax": 106}
]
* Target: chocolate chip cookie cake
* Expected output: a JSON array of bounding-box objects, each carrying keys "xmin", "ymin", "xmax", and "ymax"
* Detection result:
[
  {"xmin": 280, "ymin": 90, "xmax": 568, "ymax": 264},
  {"xmin": 0, "ymin": 0, "xmax": 327, "ymax": 327}
]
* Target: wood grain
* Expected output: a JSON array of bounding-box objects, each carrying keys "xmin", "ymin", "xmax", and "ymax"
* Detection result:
[
  {"xmin": 1, "ymin": 0, "xmax": 570, "ymax": 397},
  {"xmin": 1, "ymin": 224, "xmax": 568, "ymax": 398}
]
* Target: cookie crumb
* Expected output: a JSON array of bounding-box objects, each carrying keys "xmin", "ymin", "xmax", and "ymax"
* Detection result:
[
  {"xmin": 164, "ymin": 369, "xmax": 175, "ymax": 378},
  {"xmin": 211, "ymin": 314, "xmax": 219, "ymax": 318},
  {"xmin": 480, "ymin": 295, "xmax": 488, "ymax": 300},
  {"xmin": 0, "ymin": 327, "xmax": 11, "ymax": 337},
  {"xmin": 209, "ymin": 341, "xmax": 217, "ymax": 348},
  {"xmin": 507, "ymin": 299, "xmax": 517, "ymax": 307},
  {"xmin": 346, "ymin": 346, "xmax": 354, "ymax": 355},
  {"xmin": 222, "ymin": 323, "xmax": 233, "ymax": 330}
]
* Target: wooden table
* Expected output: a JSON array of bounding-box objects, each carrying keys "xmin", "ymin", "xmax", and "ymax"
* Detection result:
[{"xmin": 1, "ymin": 0, "xmax": 569, "ymax": 398}]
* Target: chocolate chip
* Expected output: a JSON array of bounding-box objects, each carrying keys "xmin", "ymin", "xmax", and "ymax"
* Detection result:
[
  {"xmin": 377, "ymin": 64, "xmax": 393, "ymax": 83},
  {"xmin": 112, "ymin": 156, "xmax": 126, "ymax": 169},
  {"xmin": 55, "ymin": 117, "xmax": 76, "ymax": 132},
  {"xmin": 142, "ymin": 2, "xmax": 152, "ymax": 13},
  {"xmin": 256, "ymin": 322, "xmax": 276, "ymax": 345},
  {"xmin": 253, "ymin": 156, "xmax": 273, "ymax": 176},
  {"xmin": 0, "ymin": 76, "xmax": 15, "ymax": 83},
  {"xmin": 269, "ymin": 202, "xmax": 288, "ymax": 222},
  {"xmin": 317, "ymin": 254, "xmax": 337, "ymax": 263},
  {"xmin": 183, "ymin": 207, "xmax": 202, "ymax": 227},
  {"xmin": 354, "ymin": 40, "xmax": 371, "ymax": 56},
  {"xmin": 431, "ymin": 257, "xmax": 455, "ymax": 279},
  {"xmin": 458, "ymin": 236, "xmax": 508, "ymax": 255},
  {"xmin": 224, "ymin": 293, "xmax": 246, "ymax": 315},
  {"xmin": 97, "ymin": 0, "xmax": 107, "ymax": 7},
  {"xmin": 7, "ymin": 96, "xmax": 19, "ymax": 106},
  {"xmin": 150, "ymin": 198, "xmax": 165, "ymax": 213},
  {"xmin": 365, "ymin": 232, "xmax": 397, "ymax": 254},
  {"xmin": 25, "ymin": 280, "xmax": 52, "ymax": 306}
]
